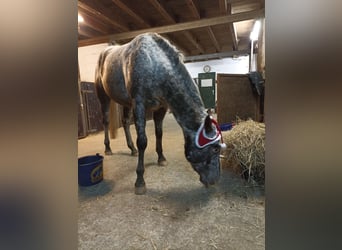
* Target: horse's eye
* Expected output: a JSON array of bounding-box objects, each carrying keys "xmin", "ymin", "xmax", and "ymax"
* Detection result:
[{"xmin": 212, "ymin": 147, "xmax": 220, "ymax": 153}]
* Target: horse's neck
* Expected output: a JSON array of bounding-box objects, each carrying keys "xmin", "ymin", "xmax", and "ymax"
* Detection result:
[{"xmin": 166, "ymin": 74, "xmax": 207, "ymax": 139}]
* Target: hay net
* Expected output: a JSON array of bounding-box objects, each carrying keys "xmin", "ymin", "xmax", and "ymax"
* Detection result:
[{"xmin": 221, "ymin": 118, "xmax": 265, "ymax": 185}]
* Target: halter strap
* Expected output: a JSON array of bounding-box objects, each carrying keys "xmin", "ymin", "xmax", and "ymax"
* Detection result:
[{"xmin": 195, "ymin": 117, "xmax": 226, "ymax": 149}]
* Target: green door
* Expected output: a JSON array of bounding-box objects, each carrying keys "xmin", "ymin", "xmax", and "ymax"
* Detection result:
[{"xmin": 198, "ymin": 72, "xmax": 216, "ymax": 109}]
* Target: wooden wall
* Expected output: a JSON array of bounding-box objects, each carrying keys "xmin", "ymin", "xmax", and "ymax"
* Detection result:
[{"xmin": 217, "ymin": 74, "xmax": 261, "ymax": 124}]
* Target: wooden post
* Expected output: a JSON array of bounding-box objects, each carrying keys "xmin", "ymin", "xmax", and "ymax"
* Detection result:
[
  {"xmin": 257, "ymin": 18, "xmax": 265, "ymax": 79},
  {"xmin": 256, "ymin": 18, "xmax": 265, "ymax": 122}
]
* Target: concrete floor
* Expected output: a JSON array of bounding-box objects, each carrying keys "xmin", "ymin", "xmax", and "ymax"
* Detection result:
[{"xmin": 78, "ymin": 113, "xmax": 264, "ymax": 250}]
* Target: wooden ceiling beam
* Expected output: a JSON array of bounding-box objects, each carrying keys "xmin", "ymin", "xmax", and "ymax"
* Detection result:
[
  {"xmin": 78, "ymin": 26, "xmax": 96, "ymax": 38},
  {"xmin": 163, "ymin": 34, "xmax": 191, "ymax": 55},
  {"xmin": 219, "ymin": 0, "xmax": 239, "ymax": 50},
  {"xmin": 183, "ymin": 49, "xmax": 249, "ymax": 62},
  {"xmin": 78, "ymin": 9, "xmax": 265, "ymax": 47},
  {"xmin": 147, "ymin": 0, "xmax": 204, "ymax": 54},
  {"xmin": 78, "ymin": 11, "xmax": 111, "ymax": 35},
  {"xmin": 227, "ymin": 4, "xmax": 239, "ymax": 50},
  {"xmin": 78, "ymin": 1, "xmax": 128, "ymax": 32},
  {"xmin": 183, "ymin": 32, "xmax": 204, "ymax": 54},
  {"xmin": 111, "ymin": 0, "xmax": 150, "ymax": 28},
  {"xmin": 116, "ymin": 0, "xmax": 190, "ymax": 54},
  {"xmin": 186, "ymin": 0, "xmax": 201, "ymax": 19},
  {"xmin": 207, "ymin": 28, "xmax": 221, "ymax": 52},
  {"xmin": 226, "ymin": 0, "xmax": 259, "ymax": 4},
  {"xmin": 147, "ymin": 0, "xmax": 175, "ymax": 23},
  {"xmin": 186, "ymin": 0, "xmax": 220, "ymax": 52}
]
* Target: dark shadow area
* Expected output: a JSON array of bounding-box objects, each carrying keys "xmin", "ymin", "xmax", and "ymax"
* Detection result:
[
  {"xmin": 110, "ymin": 151, "xmax": 137, "ymax": 157},
  {"xmin": 217, "ymin": 169, "xmax": 265, "ymax": 199},
  {"xmin": 147, "ymin": 168, "xmax": 264, "ymax": 212},
  {"xmin": 147, "ymin": 185, "xmax": 214, "ymax": 221},
  {"xmin": 78, "ymin": 179, "xmax": 115, "ymax": 202}
]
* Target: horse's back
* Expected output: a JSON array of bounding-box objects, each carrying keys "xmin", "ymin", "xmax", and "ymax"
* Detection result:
[
  {"xmin": 96, "ymin": 33, "xmax": 183, "ymax": 108},
  {"xmin": 128, "ymin": 33, "xmax": 182, "ymax": 92},
  {"xmin": 96, "ymin": 45, "xmax": 133, "ymax": 106}
]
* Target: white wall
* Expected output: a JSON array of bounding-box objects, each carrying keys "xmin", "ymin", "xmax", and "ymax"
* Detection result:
[
  {"xmin": 185, "ymin": 56, "xmax": 250, "ymax": 79},
  {"xmin": 78, "ymin": 43, "xmax": 108, "ymax": 82},
  {"xmin": 78, "ymin": 43, "xmax": 250, "ymax": 82}
]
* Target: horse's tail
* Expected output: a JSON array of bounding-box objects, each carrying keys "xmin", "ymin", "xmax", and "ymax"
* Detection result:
[
  {"xmin": 109, "ymin": 101, "xmax": 120, "ymax": 139},
  {"xmin": 150, "ymin": 33, "xmax": 184, "ymax": 65}
]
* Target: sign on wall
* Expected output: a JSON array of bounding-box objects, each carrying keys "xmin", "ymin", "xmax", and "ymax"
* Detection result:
[{"xmin": 198, "ymin": 72, "xmax": 216, "ymax": 109}]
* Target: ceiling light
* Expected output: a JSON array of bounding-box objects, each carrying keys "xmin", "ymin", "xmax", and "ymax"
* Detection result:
[
  {"xmin": 78, "ymin": 14, "xmax": 84, "ymax": 23},
  {"xmin": 250, "ymin": 20, "xmax": 261, "ymax": 41}
]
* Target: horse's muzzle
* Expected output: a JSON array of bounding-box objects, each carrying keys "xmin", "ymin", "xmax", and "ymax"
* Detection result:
[{"xmin": 200, "ymin": 175, "xmax": 218, "ymax": 187}]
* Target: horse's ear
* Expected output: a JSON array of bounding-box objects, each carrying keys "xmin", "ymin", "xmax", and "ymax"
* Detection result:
[{"xmin": 204, "ymin": 115, "xmax": 214, "ymax": 134}]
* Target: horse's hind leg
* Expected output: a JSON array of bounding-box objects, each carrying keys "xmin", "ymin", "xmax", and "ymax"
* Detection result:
[
  {"xmin": 96, "ymin": 88, "xmax": 113, "ymax": 155},
  {"xmin": 122, "ymin": 106, "xmax": 138, "ymax": 156},
  {"xmin": 153, "ymin": 107, "xmax": 167, "ymax": 166},
  {"xmin": 133, "ymin": 98, "xmax": 147, "ymax": 195}
]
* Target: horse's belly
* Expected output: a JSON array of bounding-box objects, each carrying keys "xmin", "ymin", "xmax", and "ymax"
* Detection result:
[{"xmin": 103, "ymin": 78, "xmax": 132, "ymax": 107}]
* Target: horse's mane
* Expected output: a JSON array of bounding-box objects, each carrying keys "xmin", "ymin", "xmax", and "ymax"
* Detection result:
[{"xmin": 148, "ymin": 33, "xmax": 184, "ymax": 65}]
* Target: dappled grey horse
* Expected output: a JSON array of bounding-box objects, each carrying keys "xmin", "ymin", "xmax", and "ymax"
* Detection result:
[{"xmin": 95, "ymin": 33, "xmax": 226, "ymax": 194}]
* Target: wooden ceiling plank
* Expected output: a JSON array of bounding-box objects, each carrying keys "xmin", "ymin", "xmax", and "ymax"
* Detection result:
[
  {"xmin": 186, "ymin": 0, "xmax": 201, "ymax": 19},
  {"xmin": 147, "ymin": 0, "xmax": 204, "ymax": 54},
  {"xmin": 78, "ymin": 9, "xmax": 265, "ymax": 47},
  {"xmin": 78, "ymin": 1, "xmax": 128, "ymax": 32},
  {"xmin": 183, "ymin": 32, "xmax": 204, "ymax": 54},
  {"xmin": 187, "ymin": 0, "xmax": 220, "ymax": 52},
  {"xmin": 219, "ymin": 0, "xmax": 238, "ymax": 50},
  {"xmin": 227, "ymin": 3, "xmax": 239, "ymax": 50},
  {"xmin": 226, "ymin": 0, "xmax": 259, "ymax": 4},
  {"xmin": 107, "ymin": 0, "xmax": 189, "ymax": 55},
  {"xmin": 111, "ymin": 0, "xmax": 150, "ymax": 28},
  {"xmin": 147, "ymin": 0, "xmax": 175, "ymax": 23},
  {"xmin": 207, "ymin": 27, "xmax": 221, "ymax": 52},
  {"xmin": 78, "ymin": 11, "xmax": 111, "ymax": 35},
  {"xmin": 219, "ymin": 0, "xmax": 228, "ymax": 12},
  {"xmin": 78, "ymin": 26, "xmax": 95, "ymax": 38},
  {"xmin": 163, "ymin": 34, "xmax": 191, "ymax": 55}
]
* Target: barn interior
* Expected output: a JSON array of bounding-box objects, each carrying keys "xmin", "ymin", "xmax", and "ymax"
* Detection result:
[{"xmin": 78, "ymin": 0, "xmax": 265, "ymax": 249}]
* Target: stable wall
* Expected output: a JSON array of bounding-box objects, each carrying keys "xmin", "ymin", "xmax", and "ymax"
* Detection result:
[
  {"xmin": 78, "ymin": 44, "xmax": 249, "ymax": 83},
  {"xmin": 78, "ymin": 44, "xmax": 252, "ymax": 136},
  {"xmin": 78, "ymin": 43, "xmax": 108, "ymax": 82},
  {"xmin": 185, "ymin": 56, "xmax": 249, "ymax": 78}
]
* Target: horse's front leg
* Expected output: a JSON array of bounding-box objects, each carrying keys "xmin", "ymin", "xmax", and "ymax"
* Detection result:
[
  {"xmin": 133, "ymin": 101, "xmax": 147, "ymax": 195},
  {"xmin": 122, "ymin": 106, "xmax": 138, "ymax": 156},
  {"xmin": 153, "ymin": 107, "xmax": 167, "ymax": 166}
]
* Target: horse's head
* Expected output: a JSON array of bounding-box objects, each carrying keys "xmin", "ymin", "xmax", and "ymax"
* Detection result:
[{"xmin": 185, "ymin": 115, "xmax": 226, "ymax": 187}]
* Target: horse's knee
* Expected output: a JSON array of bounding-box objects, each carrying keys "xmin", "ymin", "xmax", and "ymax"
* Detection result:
[{"xmin": 137, "ymin": 135, "xmax": 147, "ymax": 151}]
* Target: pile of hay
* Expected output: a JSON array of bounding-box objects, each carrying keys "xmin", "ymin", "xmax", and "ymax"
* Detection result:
[{"xmin": 221, "ymin": 119, "xmax": 265, "ymax": 185}]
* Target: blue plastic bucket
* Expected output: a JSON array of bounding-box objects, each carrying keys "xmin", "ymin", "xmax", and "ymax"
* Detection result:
[
  {"xmin": 219, "ymin": 123, "xmax": 234, "ymax": 131},
  {"xmin": 78, "ymin": 153, "xmax": 104, "ymax": 186}
]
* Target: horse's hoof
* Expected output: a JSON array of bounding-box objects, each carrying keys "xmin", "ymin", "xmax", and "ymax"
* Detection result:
[
  {"xmin": 134, "ymin": 186, "xmax": 146, "ymax": 195},
  {"xmin": 158, "ymin": 160, "xmax": 168, "ymax": 166},
  {"xmin": 105, "ymin": 151, "xmax": 113, "ymax": 155}
]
